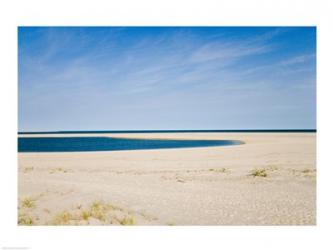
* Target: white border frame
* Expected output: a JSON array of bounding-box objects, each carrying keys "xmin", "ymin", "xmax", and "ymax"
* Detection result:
[{"xmin": 1, "ymin": 0, "xmax": 333, "ymax": 249}]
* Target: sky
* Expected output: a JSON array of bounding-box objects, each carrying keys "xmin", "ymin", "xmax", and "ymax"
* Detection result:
[{"xmin": 18, "ymin": 27, "xmax": 316, "ymax": 131}]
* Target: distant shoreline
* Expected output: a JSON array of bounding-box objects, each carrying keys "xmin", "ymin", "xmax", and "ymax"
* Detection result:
[{"xmin": 18, "ymin": 129, "xmax": 317, "ymax": 135}]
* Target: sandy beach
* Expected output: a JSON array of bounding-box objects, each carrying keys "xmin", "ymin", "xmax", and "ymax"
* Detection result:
[{"xmin": 18, "ymin": 132, "xmax": 316, "ymax": 225}]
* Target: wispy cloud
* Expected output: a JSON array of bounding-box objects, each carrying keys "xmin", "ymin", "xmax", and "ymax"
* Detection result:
[
  {"xmin": 18, "ymin": 27, "xmax": 316, "ymax": 130},
  {"xmin": 279, "ymin": 53, "xmax": 315, "ymax": 66}
]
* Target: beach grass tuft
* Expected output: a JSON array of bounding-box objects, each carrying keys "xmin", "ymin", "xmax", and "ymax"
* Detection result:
[
  {"xmin": 302, "ymin": 169, "xmax": 315, "ymax": 174},
  {"xmin": 81, "ymin": 210, "xmax": 92, "ymax": 220},
  {"xmin": 250, "ymin": 169, "xmax": 267, "ymax": 177},
  {"xmin": 52, "ymin": 210, "xmax": 73, "ymax": 225},
  {"xmin": 90, "ymin": 201, "xmax": 109, "ymax": 221},
  {"xmin": 47, "ymin": 201, "xmax": 136, "ymax": 225},
  {"xmin": 91, "ymin": 201, "xmax": 103, "ymax": 210},
  {"xmin": 18, "ymin": 214, "xmax": 34, "ymax": 225},
  {"xmin": 21, "ymin": 197, "xmax": 35, "ymax": 208},
  {"xmin": 119, "ymin": 216, "xmax": 134, "ymax": 225}
]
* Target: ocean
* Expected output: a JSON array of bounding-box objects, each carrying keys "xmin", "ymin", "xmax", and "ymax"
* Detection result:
[{"xmin": 18, "ymin": 136, "xmax": 244, "ymax": 153}]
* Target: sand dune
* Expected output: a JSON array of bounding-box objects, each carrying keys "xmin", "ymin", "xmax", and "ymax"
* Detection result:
[{"xmin": 18, "ymin": 132, "xmax": 316, "ymax": 225}]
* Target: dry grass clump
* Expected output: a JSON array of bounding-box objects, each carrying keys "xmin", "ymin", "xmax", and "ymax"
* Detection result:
[
  {"xmin": 302, "ymin": 169, "xmax": 316, "ymax": 174},
  {"xmin": 21, "ymin": 197, "xmax": 35, "ymax": 208},
  {"xmin": 49, "ymin": 201, "xmax": 136, "ymax": 225},
  {"xmin": 290, "ymin": 168, "xmax": 316, "ymax": 177},
  {"xmin": 90, "ymin": 201, "xmax": 109, "ymax": 221},
  {"xmin": 119, "ymin": 216, "xmax": 134, "ymax": 225},
  {"xmin": 18, "ymin": 214, "xmax": 34, "ymax": 225},
  {"xmin": 81, "ymin": 210, "xmax": 92, "ymax": 220},
  {"xmin": 52, "ymin": 210, "xmax": 74, "ymax": 225},
  {"xmin": 250, "ymin": 168, "xmax": 268, "ymax": 177}
]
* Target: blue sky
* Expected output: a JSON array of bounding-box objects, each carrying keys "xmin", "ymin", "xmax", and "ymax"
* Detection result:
[{"xmin": 18, "ymin": 27, "xmax": 316, "ymax": 131}]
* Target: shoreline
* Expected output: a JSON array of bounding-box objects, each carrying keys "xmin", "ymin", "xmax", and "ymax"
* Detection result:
[{"xmin": 18, "ymin": 132, "xmax": 316, "ymax": 225}]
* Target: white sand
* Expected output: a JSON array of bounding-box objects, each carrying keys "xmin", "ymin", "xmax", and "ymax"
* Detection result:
[{"xmin": 18, "ymin": 132, "xmax": 316, "ymax": 225}]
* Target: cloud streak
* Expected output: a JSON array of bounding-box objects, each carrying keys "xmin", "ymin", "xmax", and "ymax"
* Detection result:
[{"xmin": 18, "ymin": 27, "xmax": 316, "ymax": 131}]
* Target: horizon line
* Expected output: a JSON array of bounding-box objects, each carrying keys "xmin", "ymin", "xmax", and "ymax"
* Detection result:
[{"xmin": 18, "ymin": 129, "xmax": 317, "ymax": 134}]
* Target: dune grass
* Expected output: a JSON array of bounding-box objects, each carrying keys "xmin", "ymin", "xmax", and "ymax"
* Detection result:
[
  {"xmin": 81, "ymin": 210, "xmax": 92, "ymax": 220},
  {"xmin": 52, "ymin": 210, "xmax": 73, "ymax": 225},
  {"xmin": 250, "ymin": 168, "xmax": 268, "ymax": 177},
  {"xmin": 21, "ymin": 197, "xmax": 35, "ymax": 208},
  {"xmin": 49, "ymin": 201, "xmax": 136, "ymax": 225},
  {"xmin": 302, "ymin": 169, "xmax": 316, "ymax": 174},
  {"xmin": 18, "ymin": 214, "xmax": 34, "ymax": 225},
  {"xmin": 119, "ymin": 216, "xmax": 134, "ymax": 225},
  {"xmin": 90, "ymin": 201, "xmax": 108, "ymax": 221}
]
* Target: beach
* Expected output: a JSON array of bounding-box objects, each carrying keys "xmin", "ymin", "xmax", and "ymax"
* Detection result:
[{"xmin": 18, "ymin": 132, "xmax": 316, "ymax": 225}]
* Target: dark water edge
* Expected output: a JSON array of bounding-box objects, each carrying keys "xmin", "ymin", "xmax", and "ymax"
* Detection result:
[
  {"xmin": 18, "ymin": 137, "xmax": 244, "ymax": 153},
  {"xmin": 18, "ymin": 129, "xmax": 316, "ymax": 135}
]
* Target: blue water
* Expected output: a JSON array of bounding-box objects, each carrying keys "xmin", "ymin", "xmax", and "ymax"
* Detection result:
[{"xmin": 18, "ymin": 137, "xmax": 244, "ymax": 153}]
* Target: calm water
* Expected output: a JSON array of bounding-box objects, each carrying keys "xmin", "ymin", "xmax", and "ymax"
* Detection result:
[{"xmin": 18, "ymin": 137, "xmax": 244, "ymax": 153}]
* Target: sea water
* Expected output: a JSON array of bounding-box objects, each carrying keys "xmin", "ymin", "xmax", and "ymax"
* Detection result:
[{"xmin": 18, "ymin": 136, "xmax": 244, "ymax": 153}]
